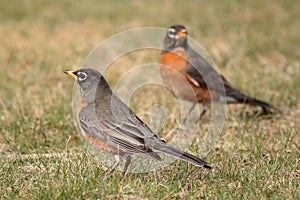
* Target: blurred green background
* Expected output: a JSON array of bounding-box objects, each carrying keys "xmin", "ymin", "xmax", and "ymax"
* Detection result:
[{"xmin": 0, "ymin": 0, "xmax": 299, "ymax": 199}]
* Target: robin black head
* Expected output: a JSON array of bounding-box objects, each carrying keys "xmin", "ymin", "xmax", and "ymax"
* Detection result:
[
  {"xmin": 163, "ymin": 25, "xmax": 188, "ymax": 52},
  {"xmin": 167, "ymin": 25, "xmax": 188, "ymax": 39},
  {"xmin": 64, "ymin": 68, "xmax": 112, "ymax": 104}
]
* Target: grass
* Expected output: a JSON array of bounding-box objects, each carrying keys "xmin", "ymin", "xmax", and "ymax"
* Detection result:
[{"xmin": 0, "ymin": 0, "xmax": 299, "ymax": 199}]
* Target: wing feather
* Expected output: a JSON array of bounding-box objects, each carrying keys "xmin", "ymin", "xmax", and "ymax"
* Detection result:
[{"xmin": 78, "ymin": 103, "xmax": 161, "ymax": 159}]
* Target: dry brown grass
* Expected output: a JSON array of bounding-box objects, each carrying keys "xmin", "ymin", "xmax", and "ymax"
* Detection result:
[{"xmin": 0, "ymin": 0, "xmax": 299, "ymax": 199}]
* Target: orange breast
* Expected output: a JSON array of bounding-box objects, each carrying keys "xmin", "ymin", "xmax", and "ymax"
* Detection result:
[{"xmin": 160, "ymin": 48, "xmax": 215, "ymax": 103}]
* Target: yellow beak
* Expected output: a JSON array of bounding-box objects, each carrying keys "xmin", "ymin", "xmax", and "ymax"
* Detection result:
[
  {"xmin": 64, "ymin": 70, "xmax": 78, "ymax": 80},
  {"xmin": 176, "ymin": 30, "xmax": 187, "ymax": 38}
]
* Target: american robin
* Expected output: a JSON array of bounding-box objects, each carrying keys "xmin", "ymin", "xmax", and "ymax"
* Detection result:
[
  {"xmin": 64, "ymin": 68, "xmax": 211, "ymax": 172},
  {"xmin": 160, "ymin": 25, "xmax": 276, "ymax": 122}
]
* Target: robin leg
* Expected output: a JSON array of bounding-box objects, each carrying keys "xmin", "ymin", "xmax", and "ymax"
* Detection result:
[
  {"xmin": 122, "ymin": 156, "xmax": 131, "ymax": 175},
  {"xmin": 106, "ymin": 154, "xmax": 121, "ymax": 175},
  {"xmin": 183, "ymin": 103, "xmax": 197, "ymax": 124},
  {"xmin": 104, "ymin": 155, "xmax": 121, "ymax": 178},
  {"xmin": 196, "ymin": 104, "xmax": 208, "ymax": 123}
]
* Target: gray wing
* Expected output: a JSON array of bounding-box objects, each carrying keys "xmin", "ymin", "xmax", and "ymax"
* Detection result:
[
  {"xmin": 186, "ymin": 47, "xmax": 234, "ymax": 95},
  {"xmin": 186, "ymin": 47, "xmax": 275, "ymax": 109},
  {"xmin": 78, "ymin": 97, "xmax": 161, "ymax": 159}
]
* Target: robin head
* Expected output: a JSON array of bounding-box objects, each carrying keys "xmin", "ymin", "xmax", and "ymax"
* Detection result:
[
  {"xmin": 163, "ymin": 25, "xmax": 188, "ymax": 52},
  {"xmin": 64, "ymin": 68, "xmax": 112, "ymax": 103}
]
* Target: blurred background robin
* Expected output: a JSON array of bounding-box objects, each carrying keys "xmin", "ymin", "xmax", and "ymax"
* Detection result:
[
  {"xmin": 160, "ymin": 25, "xmax": 276, "ymax": 122},
  {"xmin": 64, "ymin": 68, "xmax": 212, "ymax": 173}
]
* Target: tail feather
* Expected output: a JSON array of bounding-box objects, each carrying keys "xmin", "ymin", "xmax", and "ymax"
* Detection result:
[
  {"xmin": 236, "ymin": 94, "xmax": 276, "ymax": 114},
  {"xmin": 154, "ymin": 143, "xmax": 212, "ymax": 169},
  {"xmin": 227, "ymin": 89, "xmax": 276, "ymax": 113},
  {"xmin": 242, "ymin": 95, "xmax": 274, "ymax": 113}
]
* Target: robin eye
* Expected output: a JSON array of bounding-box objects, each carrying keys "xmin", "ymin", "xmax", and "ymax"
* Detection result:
[
  {"xmin": 168, "ymin": 28, "xmax": 176, "ymax": 38},
  {"xmin": 78, "ymin": 72, "xmax": 87, "ymax": 81}
]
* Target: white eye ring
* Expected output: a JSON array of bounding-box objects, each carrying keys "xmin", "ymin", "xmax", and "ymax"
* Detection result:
[
  {"xmin": 78, "ymin": 72, "xmax": 87, "ymax": 81},
  {"xmin": 167, "ymin": 28, "xmax": 176, "ymax": 38}
]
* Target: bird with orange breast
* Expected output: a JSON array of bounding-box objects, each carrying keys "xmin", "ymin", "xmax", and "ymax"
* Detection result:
[{"xmin": 160, "ymin": 25, "xmax": 276, "ymax": 122}]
